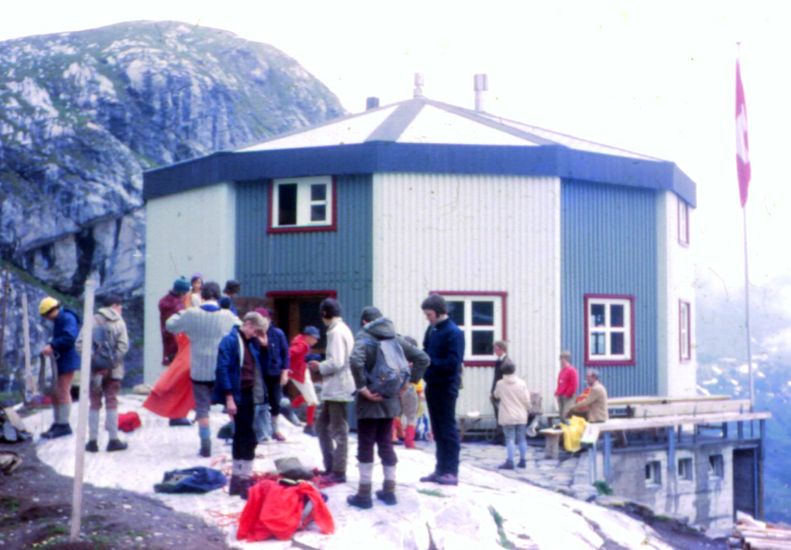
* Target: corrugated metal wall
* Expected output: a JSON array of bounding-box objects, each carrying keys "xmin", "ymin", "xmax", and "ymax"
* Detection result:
[
  {"xmin": 561, "ymin": 179, "xmax": 658, "ymax": 398},
  {"xmin": 371, "ymin": 173, "xmax": 561, "ymax": 418},
  {"xmin": 234, "ymin": 175, "xmax": 373, "ymax": 323}
]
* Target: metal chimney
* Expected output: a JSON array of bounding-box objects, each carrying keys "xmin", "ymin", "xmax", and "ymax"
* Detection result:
[
  {"xmin": 413, "ymin": 73, "xmax": 425, "ymax": 98},
  {"xmin": 366, "ymin": 97, "xmax": 380, "ymax": 110},
  {"xmin": 474, "ymin": 73, "xmax": 488, "ymax": 112}
]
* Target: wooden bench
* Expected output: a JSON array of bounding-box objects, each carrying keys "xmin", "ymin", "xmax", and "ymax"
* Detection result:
[{"xmin": 539, "ymin": 428, "xmax": 564, "ymax": 459}]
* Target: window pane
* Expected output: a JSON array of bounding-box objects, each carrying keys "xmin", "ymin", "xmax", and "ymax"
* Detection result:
[
  {"xmin": 447, "ymin": 301, "xmax": 464, "ymax": 326},
  {"xmin": 610, "ymin": 304, "xmax": 624, "ymax": 327},
  {"xmin": 591, "ymin": 304, "xmax": 606, "ymax": 327},
  {"xmin": 310, "ymin": 204, "xmax": 326, "ymax": 222},
  {"xmin": 278, "ymin": 184, "xmax": 297, "ymax": 226},
  {"xmin": 611, "ymin": 332, "xmax": 625, "ymax": 355},
  {"xmin": 311, "ymin": 183, "xmax": 327, "ymax": 201},
  {"xmin": 471, "ymin": 301, "xmax": 494, "ymax": 326},
  {"xmin": 472, "ymin": 330, "xmax": 494, "ymax": 356},
  {"xmin": 591, "ymin": 333, "xmax": 606, "ymax": 355}
]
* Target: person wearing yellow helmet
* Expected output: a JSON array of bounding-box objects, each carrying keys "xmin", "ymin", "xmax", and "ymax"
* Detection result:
[{"xmin": 39, "ymin": 296, "xmax": 82, "ymax": 439}]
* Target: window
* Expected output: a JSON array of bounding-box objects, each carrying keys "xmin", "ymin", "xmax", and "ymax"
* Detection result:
[
  {"xmin": 679, "ymin": 301, "xmax": 691, "ymax": 361},
  {"xmin": 678, "ymin": 457, "xmax": 694, "ymax": 481},
  {"xmin": 584, "ymin": 295, "xmax": 634, "ymax": 365},
  {"xmin": 678, "ymin": 200, "xmax": 689, "ymax": 246},
  {"xmin": 434, "ymin": 292, "xmax": 506, "ymax": 365},
  {"xmin": 645, "ymin": 461, "xmax": 662, "ymax": 486},
  {"xmin": 269, "ymin": 176, "xmax": 335, "ymax": 232},
  {"xmin": 708, "ymin": 455, "xmax": 724, "ymax": 478}
]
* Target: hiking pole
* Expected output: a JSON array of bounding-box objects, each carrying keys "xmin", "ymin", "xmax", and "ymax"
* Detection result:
[{"xmin": 70, "ymin": 278, "xmax": 96, "ymax": 542}]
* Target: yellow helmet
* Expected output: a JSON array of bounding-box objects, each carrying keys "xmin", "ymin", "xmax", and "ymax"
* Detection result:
[{"xmin": 38, "ymin": 297, "xmax": 59, "ymax": 316}]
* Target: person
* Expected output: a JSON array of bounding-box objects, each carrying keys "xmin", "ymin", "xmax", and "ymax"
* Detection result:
[
  {"xmin": 555, "ymin": 350, "xmax": 579, "ymax": 420},
  {"xmin": 392, "ymin": 335, "xmax": 423, "ymax": 449},
  {"xmin": 490, "ymin": 340, "xmax": 514, "ymax": 438},
  {"xmin": 347, "ymin": 307, "xmax": 429, "ymax": 508},
  {"xmin": 419, "ymin": 294, "xmax": 465, "ymax": 486},
  {"xmin": 288, "ymin": 325, "xmax": 321, "ymax": 436},
  {"xmin": 492, "ymin": 361, "xmax": 531, "ymax": 469},
  {"xmin": 219, "ymin": 280, "xmax": 241, "ymax": 315},
  {"xmin": 166, "ymin": 281, "xmax": 239, "ymax": 457},
  {"xmin": 158, "ymin": 277, "xmax": 193, "ymax": 427},
  {"xmin": 253, "ymin": 308, "xmax": 290, "ymax": 441},
  {"xmin": 213, "ymin": 311, "xmax": 270, "ymax": 498},
  {"xmin": 307, "ymin": 298, "xmax": 355, "ymax": 484},
  {"xmin": 76, "ymin": 294, "xmax": 130, "ymax": 452},
  {"xmin": 188, "ymin": 273, "xmax": 203, "ymax": 307},
  {"xmin": 39, "ymin": 296, "xmax": 81, "ymax": 439},
  {"xmin": 567, "ymin": 369, "xmax": 609, "ymax": 423}
]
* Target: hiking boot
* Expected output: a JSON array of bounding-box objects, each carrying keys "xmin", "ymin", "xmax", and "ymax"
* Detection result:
[
  {"xmin": 498, "ymin": 460, "xmax": 515, "ymax": 470},
  {"xmin": 228, "ymin": 475, "xmax": 251, "ymax": 497},
  {"xmin": 303, "ymin": 425, "xmax": 317, "ymax": 436},
  {"xmin": 199, "ymin": 439, "xmax": 211, "ymax": 458},
  {"xmin": 419, "ymin": 471, "xmax": 440, "ymax": 483},
  {"xmin": 85, "ymin": 440, "xmax": 99, "ymax": 453},
  {"xmin": 375, "ymin": 480, "xmax": 397, "ymax": 506},
  {"xmin": 40, "ymin": 424, "xmax": 57, "ymax": 439},
  {"xmin": 347, "ymin": 483, "xmax": 372, "ymax": 509},
  {"xmin": 106, "ymin": 439, "xmax": 128, "ymax": 452},
  {"xmin": 517, "ymin": 459, "xmax": 527, "ymax": 469},
  {"xmin": 436, "ymin": 473, "xmax": 458, "ymax": 486},
  {"xmin": 42, "ymin": 424, "xmax": 72, "ymax": 439},
  {"xmin": 272, "ymin": 432, "xmax": 286, "ymax": 442},
  {"xmin": 169, "ymin": 418, "xmax": 192, "ymax": 427}
]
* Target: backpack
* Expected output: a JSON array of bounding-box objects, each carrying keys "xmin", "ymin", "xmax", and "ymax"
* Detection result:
[
  {"xmin": 366, "ymin": 337, "xmax": 410, "ymax": 398},
  {"xmin": 91, "ymin": 321, "xmax": 116, "ymax": 371}
]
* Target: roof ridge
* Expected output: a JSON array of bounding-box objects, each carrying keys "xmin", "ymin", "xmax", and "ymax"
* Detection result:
[{"xmin": 365, "ymin": 98, "xmax": 427, "ymax": 142}]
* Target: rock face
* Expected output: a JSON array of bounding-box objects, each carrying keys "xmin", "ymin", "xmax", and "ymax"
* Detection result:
[{"xmin": 0, "ymin": 20, "xmax": 345, "ymax": 389}]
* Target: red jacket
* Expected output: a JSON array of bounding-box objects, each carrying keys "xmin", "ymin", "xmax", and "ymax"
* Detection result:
[
  {"xmin": 555, "ymin": 363, "xmax": 579, "ymax": 398},
  {"xmin": 158, "ymin": 291, "xmax": 185, "ymax": 365},
  {"xmin": 288, "ymin": 335, "xmax": 311, "ymax": 383}
]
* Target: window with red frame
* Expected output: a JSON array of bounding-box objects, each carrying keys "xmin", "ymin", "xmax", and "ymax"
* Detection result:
[{"xmin": 585, "ymin": 295, "xmax": 634, "ymax": 364}]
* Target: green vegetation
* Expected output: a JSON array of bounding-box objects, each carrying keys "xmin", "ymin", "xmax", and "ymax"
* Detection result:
[
  {"xmin": 593, "ymin": 480, "xmax": 613, "ymax": 495},
  {"xmin": 488, "ymin": 505, "xmax": 516, "ymax": 549}
]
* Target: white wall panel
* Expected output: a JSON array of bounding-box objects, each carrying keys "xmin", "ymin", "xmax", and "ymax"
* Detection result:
[
  {"xmin": 143, "ymin": 183, "xmax": 236, "ymax": 384},
  {"xmin": 371, "ymin": 173, "xmax": 561, "ymax": 419}
]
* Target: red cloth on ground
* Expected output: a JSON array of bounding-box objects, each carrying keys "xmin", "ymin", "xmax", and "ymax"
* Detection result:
[
  {"xmin": 237, "ymin": 479, "xmax": 334, "ymax": 541},
  {"xmin": 117, "ymin": 411, "xmax": 141, "ymax": 432},
  {"xmin": 143, "ymin": 334, "xmax": 195, "ymax": 418}
]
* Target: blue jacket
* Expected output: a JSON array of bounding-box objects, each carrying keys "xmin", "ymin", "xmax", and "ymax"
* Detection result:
[
  {"xmin": 212, "ymin": 326, "xmax": 266, "ymax": 404},
  {"xmin": 422, "ymin": 317, "xmax": 465, "ymax": 389},
  {"xmin": 262, "ymin": 325, "xmax": 290, "ymax": 376},
  {"xmin": 52, "ymin": 307, "xmax": 81, "ymax": 374}
]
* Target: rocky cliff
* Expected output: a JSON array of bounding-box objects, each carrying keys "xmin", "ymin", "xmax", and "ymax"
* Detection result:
[{"xmin": 0, "ymin": 20, "xmax": 345, "ymax": 391}]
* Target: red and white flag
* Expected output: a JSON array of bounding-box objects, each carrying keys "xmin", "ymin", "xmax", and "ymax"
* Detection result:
[{"xmin": 735, "ymin": 58, "xmax": 751, "ymax": 207}]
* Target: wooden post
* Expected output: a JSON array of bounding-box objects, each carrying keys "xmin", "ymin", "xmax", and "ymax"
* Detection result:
[
  {"xmin": 603, "ymin": 432, "xmax": 612, "ymax": 482},
  {"xmin": 21, "ymin": 291, "xmax": 33, "ymax": 401},
  {"xmin": 70, "ymin": 279, "xmax": 96, "ymax": 542},
  {"xmin": 666, "ymin": 426, "xmax": 676, "ymax": 482}
]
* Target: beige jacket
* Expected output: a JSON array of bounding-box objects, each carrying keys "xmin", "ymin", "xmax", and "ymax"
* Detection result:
[
  {"xmin": 493, "ymin": 374, "xmax": 532, "ymax": 426},
  {"xmin": 570, "ymin": 381, "xmax": 609, "ymax": 423},
  {"xmin": 76, "ymin": 307, "xmax": 129, "ymax": 380}
]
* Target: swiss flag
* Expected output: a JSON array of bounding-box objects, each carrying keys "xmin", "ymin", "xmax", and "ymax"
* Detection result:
[{"xmin": 736, "ymin": 59, "xmax": 750, "ymax": 207}]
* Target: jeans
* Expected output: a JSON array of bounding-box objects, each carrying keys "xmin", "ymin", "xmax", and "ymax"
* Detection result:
[
  {"xmin": 253, "ymin": 404, "xmax": 272, "ymax": 441},
  {"xmin": 316, "ymin": 401, "xmax": 349, "ymax": 474},
  {"xmin": 503, "ymin": 424, "xmax": 527, "ymax": 463},
  {"xmin": 425, "ymin": 382, "xmax": 460, "ymax": 476}
]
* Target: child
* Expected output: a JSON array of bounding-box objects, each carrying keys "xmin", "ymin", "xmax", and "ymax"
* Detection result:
[{"xmin": 492, "ymin": 362, "xmax": 531, "ymax": 469}]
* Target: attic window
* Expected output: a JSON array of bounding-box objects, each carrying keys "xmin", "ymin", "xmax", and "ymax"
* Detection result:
[{"xmin": 269, "ymin": 177, "xmax": 336, "ymax": 233}]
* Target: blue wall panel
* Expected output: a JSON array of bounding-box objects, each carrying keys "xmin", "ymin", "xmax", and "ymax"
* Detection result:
[
  {"xmin": 561, "ymin": 179, "xmax": 658, "ymax": 397},
  {"xmin": 235, "ymin": 174, "xmax": 373, "ymax": 323}
]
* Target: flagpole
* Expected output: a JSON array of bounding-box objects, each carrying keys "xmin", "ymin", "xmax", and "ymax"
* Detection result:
[{"xmin": 742, "ymin": 207, "xmax": 754, "ymax": 409}]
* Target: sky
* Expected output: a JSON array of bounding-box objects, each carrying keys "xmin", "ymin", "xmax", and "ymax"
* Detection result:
[{"xmin": 2, "ymin": 0, "xmax": 789, "ymax": 296}]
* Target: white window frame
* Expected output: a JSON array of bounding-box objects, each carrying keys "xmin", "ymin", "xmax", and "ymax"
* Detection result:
[
  {"xmin": 438, "ymin": 292, "xmax": 505, "ymax": 364},
  {"xmin": 271, "ymin": 176, "xmax": 334, "ymax": 229},
  {"xmin": 679, "ymin": 300, "xmax": 691, "ymax": 361},
  {"xmin": 678, "ymin": 199, "xmax": 689, "ymax": 246},
  {"xmin": 584, "ymin": 295, "xmax": 634, "ymax": 365}
]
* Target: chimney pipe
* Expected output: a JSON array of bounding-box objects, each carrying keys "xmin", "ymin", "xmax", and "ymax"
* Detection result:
[
  {"xmin": 474, "ymin": 73, "xmax": 488, "ymax": 112},
  {"xmin": 366, "ymin": 97, "xmax": 380, "ymax": 110},
  {"xmin": 413, "ymin": 73, "xmax": 425, "ymax": 98}
]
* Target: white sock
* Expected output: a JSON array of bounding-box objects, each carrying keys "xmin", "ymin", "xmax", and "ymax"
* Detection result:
[
  {"xmin": 359, "ymin": 462, "xmax": 374, "ymax": 485},
  {"xmin": 88, "ymin": 410, "xmax": 100, "ymax": 440},
  {"xmin": 106, "ymin": 409, "xmax": 119, "ymax": 440},
  {"xmin": 384, "ymin": 465, "xmax": 396, "ymax": 482}
]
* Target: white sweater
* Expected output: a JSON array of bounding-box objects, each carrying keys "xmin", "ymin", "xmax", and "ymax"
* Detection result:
[{"xmin": 318, "ymin": 318, "xmax": 355, "ymax": 402}]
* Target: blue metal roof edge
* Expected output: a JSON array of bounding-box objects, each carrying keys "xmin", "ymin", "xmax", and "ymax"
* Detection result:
[{"xmin": 143, "ymin": 142, "xmax": 696, "ymax": 206}]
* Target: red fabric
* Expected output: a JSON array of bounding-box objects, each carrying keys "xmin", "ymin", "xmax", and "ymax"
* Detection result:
[
  {"xmin": 305, "ymin": 405, "xmax": 315, "ymax": 426},
  {"xmin": 573, "ymin": 388, "xmax": 592, "ymax": 412},
  {"xmin": 237, "ymin": 479, "xmax": 334, "ymax": 541},
  {"xmin": 291, "ymin": 395, "xmax": 305, "ymax": 408},
  {"xmin": 736, "ymin": 58, "xmax": 750, "ymax": 207},
  {"xmin": 117, "ymin": 411, "xmax": 141, "ymax": 432},
  {"xmin": 555, "ymin": 363, "xmax": 578, "ymax": 397},
  {"xmin": 288, "ymin": 335, "xmax": 311, "ymax": 383},
  {"xmin": 143, "ymin": 334, "xmax": 195, "ymax": 418},
  {"xmin": 158, "ymin": 292, "xmax": 185, "ymax": 365}
]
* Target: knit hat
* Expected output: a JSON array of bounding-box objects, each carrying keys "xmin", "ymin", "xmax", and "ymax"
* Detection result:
[
  {"xmin": 172, "ymin": 277, "xmax": 190, "ymax": 294},
  {"xmin": 302, "ymin": 325, "xmax": 320, "ymax": 339},
  {"xmin": 254, "ymin": 307, "xmax": 271, "ymax": 319},
  {"xmin": 421, "ymin": 294, "xmax": 447, "ymax": 315}
]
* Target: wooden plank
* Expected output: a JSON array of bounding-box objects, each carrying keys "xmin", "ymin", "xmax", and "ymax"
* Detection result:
[
  {"xmin": 586, "ymin": 411, "xmax": 772, "ymax": 437},
  {"xmin": 608, "ymin": 395, "xmax": 729, "ymax": 406},
  {"xmin": 628, "ymin": 399, "xmax": 751, "ymax": 418}
]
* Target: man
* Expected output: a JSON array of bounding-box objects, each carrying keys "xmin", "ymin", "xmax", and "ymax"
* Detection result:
[
  {"xmin": 158, "ymin": 277, "xmax": 192, "ymax": 427},
  {"xmin": 308, "ymin": 298, "xmax": 355, "ymax": 484},
  {"xmin": 213, "ymin": 311, "xmax": 269, "ymax": 498},
  {"xmin": 76, "ymin": 294, "xmax": 130, "ymax": 452},
  {"xmin": 420, "ymin": 294, "xmax": 465, "ymax": 486},
  {"xmin": 554, "ymin": 350, "xmax": 579, "ymax": 420},
  {"xmin": 490, "ymin": 340, "xmax": 515, "ymax": 427},
  {"xmin": 219, "ymin": 280, "xmax": 241, "ymax": 315},
  {"xmin": 166, "ymin": 281, "xmax": 239, "ymax": 457},
  {"xmin": 567, "ymin": 369, "xmax": 609, "ymax": 423},
  {"xmin": 39, "ymin": 296, "xmax": 81, "ymax": 439},
  {"xmin": 253, "ymin": 308, "xmax": 290, "ymax": 441},
  {"xmin": 288, "ymin": 325, "xmax": 321, "ymax": 436},
  {"xmin": 347, "ymin": 306, "xmax": 429, "ymax": 509}
]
